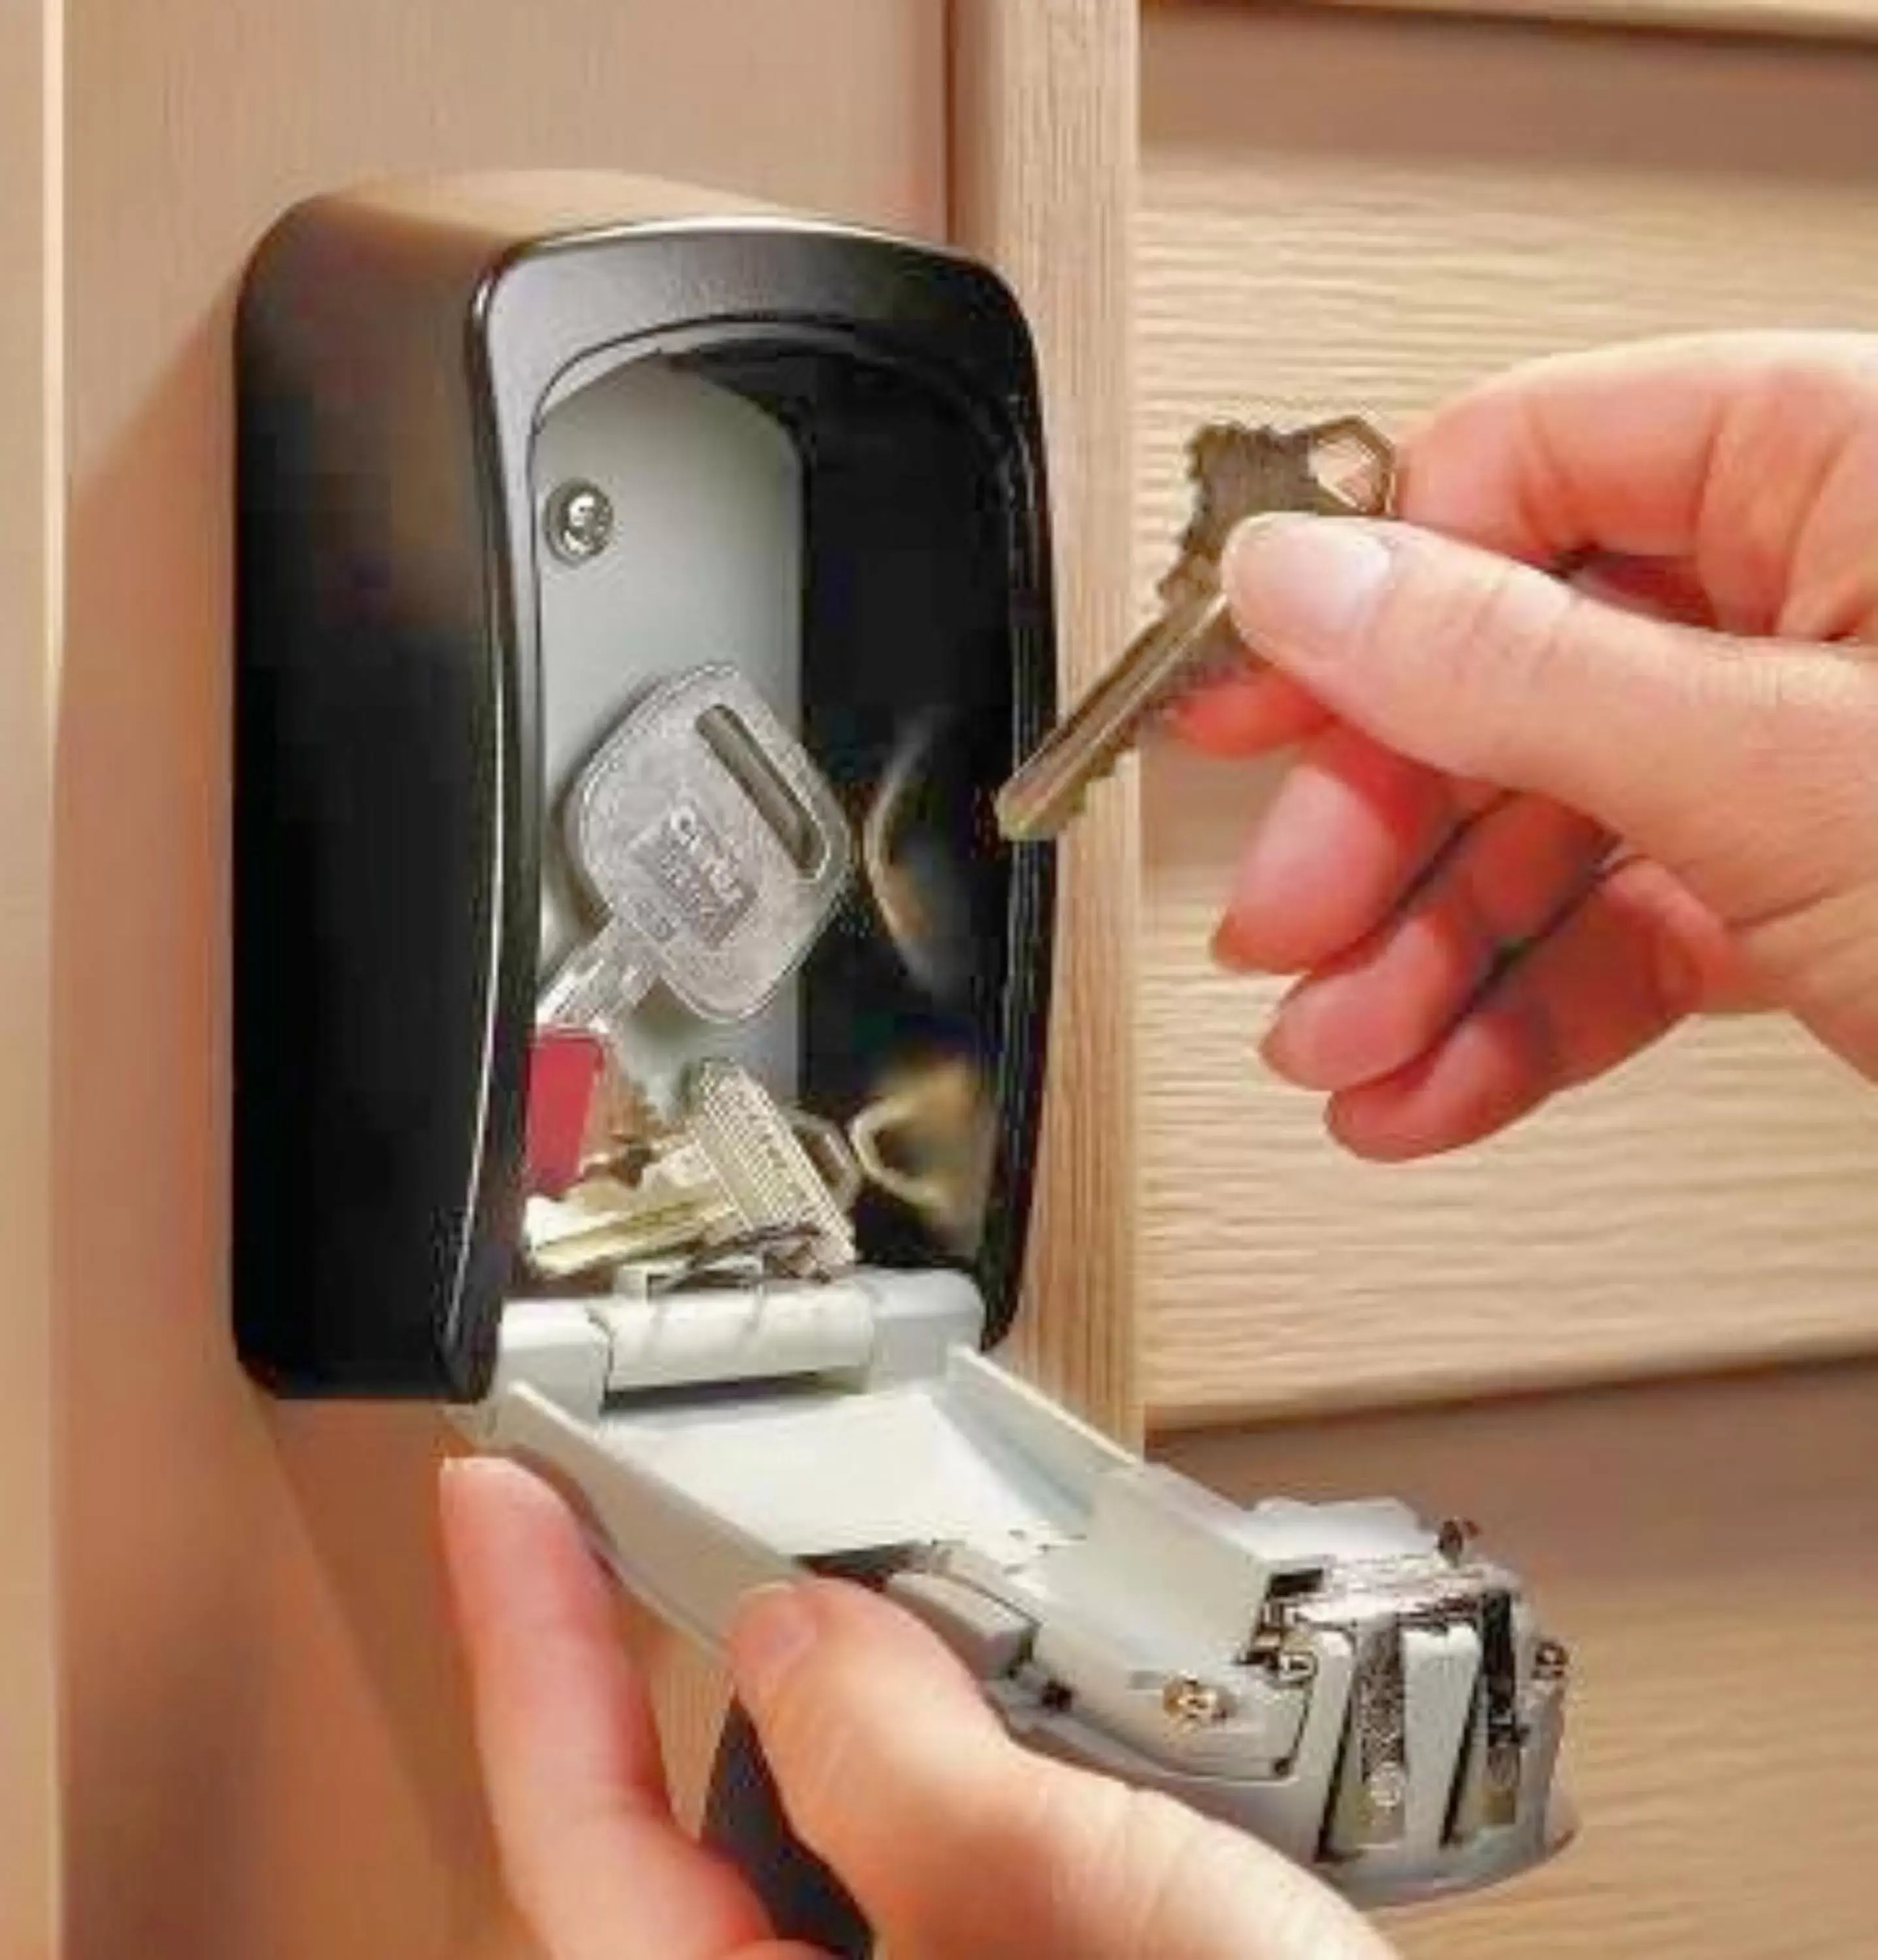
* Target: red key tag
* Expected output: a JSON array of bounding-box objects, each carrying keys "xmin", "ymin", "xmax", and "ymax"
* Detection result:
[{"xmin": 525, "ymin": 1027, "xmax": 607, "ymax": 1196}]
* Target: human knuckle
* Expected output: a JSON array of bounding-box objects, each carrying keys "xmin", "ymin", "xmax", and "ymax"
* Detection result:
[
  {"xmin": 1105, "ymin": 1793, "xmax": 1235, "ymax": 1960},
  {"xmin": 1389, "ymin": 544, "xmax": 1581, "ymax": 744},
  {"xmin": 1754, "ymin": 348, "xmax": 1878, "ymax": 423},
  {"xmin": 1485, "ymin": 566, "xmax": 1586, "ymax": 701},
  {"xmin": 764, "ymin": 1686, "xmax": 865, "ymax": 1844},
  {"xmin": 1026, "ymin": 1782, "xmax": 1226, "ymax": 1960},
  {"xmin": 1732, "ymin": 654, "xmax": 1875, "ymax": 800},
  {"xmin": 1017, "ymin": 1772, "xmax": 1136, "ymax": 1909},
  {"xmin": 1747, "ymin": 660, "xmax": 1878, "ymax": 874}
]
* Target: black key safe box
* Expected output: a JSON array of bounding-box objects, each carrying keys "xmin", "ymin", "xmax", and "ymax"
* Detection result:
[{"xmin": 232, "ymin": 172, "xmax": 1571, "ymax": 1953}]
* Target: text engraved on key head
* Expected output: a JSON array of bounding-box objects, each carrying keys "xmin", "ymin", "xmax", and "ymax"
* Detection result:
[
  {"xmin": 625, "ymin": 796, "xmax": 758, "ymax": 949},
  {"xmin": 540, "ymin": 664, "xmax": 854, "ymax": 1032}
]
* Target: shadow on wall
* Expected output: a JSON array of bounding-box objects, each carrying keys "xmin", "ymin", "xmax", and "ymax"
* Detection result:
[{"xmin": 55, "ymin": 285, "xmax": 514, "ymax": 1959}]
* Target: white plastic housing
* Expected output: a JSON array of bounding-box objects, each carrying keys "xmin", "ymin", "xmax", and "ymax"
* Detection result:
[{"xmin": 458, "ymin": 1274, "xmax": 1572, "ymax": 1906}]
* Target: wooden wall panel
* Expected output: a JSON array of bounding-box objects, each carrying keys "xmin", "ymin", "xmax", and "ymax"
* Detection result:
[
  {"xmin": 1285, "ymin": 0, "xmax": 1878, "ymax": 47},
  {"xmin": 1138, "ymin": 3, "xmax": 1878, "ymax": 1428},
  {"xmin": 58, "ymin": 6, "xmax": 945, "ymax": 1954},
  {"xmin": 0, "ymin": 0, "xmax": 58, "ymax": 1950},
  {"xmin": 1161, "ymin": 1362, "xmax": 1878, "ymax": 1960}
]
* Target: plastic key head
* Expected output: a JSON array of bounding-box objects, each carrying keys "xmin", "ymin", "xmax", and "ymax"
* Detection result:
[
  {"xmin": 523, "ymin": 1026, "xmax": 608, "ymax": 1196},
  {"xmin": 539, "ymin": 664, "xmax": 854, "ymax": 1037}
]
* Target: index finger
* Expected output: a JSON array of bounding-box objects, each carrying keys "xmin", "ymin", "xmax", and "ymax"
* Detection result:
[
  {"xmin": 1400, "ymin": 331, "xmax": 1878, "ymax": 613},
  {"xmin": 1174, "ymin": 331, "xmax": 1878, "ymax": 758},
  {"xmin": 439, "ymin": 1458, "xmax": 792, "ymax": 1960}
]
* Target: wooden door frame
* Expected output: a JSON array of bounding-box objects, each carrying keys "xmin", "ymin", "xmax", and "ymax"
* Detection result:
[
  {"xmin": 949, "ymin": 0, "xmax": 1143, "ymax": 1439},
  {"xmin": 0, "ymin": 0, "xmax": 60, "ymax": 1946}
]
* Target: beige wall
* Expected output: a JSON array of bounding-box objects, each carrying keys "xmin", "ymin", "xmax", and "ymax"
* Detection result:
[{"xmin": 56, "ymin": 5, "xmax": 944, "ymax": 1953}]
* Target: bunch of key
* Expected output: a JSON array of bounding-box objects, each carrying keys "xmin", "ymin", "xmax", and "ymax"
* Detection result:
[
  {"xmin": 524, "ymin": 1047, "xmax": 861, "ymax": 1288},
  {"xmin": 525, "ymin": 664, "xmax": 864, "ymax": 1290},
  {"xmin": 996, "ymin": 416, "xmax": 1396, "ymax": 841}
]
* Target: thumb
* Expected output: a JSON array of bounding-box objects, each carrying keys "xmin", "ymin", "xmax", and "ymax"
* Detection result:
[
  {"xmin": 727, "ymin": 1579, "xmax": 1394, "ymax": 1960},
  {"xmin": 1220, "ymin": 515, "xmax": 1878, "ymax": 928}
]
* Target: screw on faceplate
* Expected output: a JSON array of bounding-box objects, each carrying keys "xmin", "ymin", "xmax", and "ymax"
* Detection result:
[
  {"xmin": 1270, "ymin": 1645, "xmax": 1318, "ymax": 1687},
  {"xmin": 1437, "ymin": 1516, "xmax": 1481, "ymax": 1565},
  {"xmin": 1484, "ymin": 1742, "xmax": 1523, "ymax": 1793},
  {"xmin": 1534, "ymin": 1638, "xmax": 1571, "ymax": 1682},
  {"xmin": 543, "ymin": 479, "xmax": 615, "ymax": 564},
  {"xmin": 1161, "ymin": 1674, "xmax": 1236, "ymax": 1727},
  {"xmin": 1365, "ymin": 1761, "xmax": 1411, "ymax": 1814}
]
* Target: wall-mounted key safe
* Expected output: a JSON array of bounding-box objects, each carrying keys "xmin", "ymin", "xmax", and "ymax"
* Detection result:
[{"xmin": 233, "ymin": 172, "xmax": 1572, "ymax": 1948}]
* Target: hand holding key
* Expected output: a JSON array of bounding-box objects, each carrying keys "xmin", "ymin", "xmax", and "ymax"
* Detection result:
[
  {"xmin": 996, "ymin": 417, "xmax": 1395, "ymax": 841},
  {"xmin": 1173, "ymin": 334, "xmax": 1878, "ymax": 1159}
]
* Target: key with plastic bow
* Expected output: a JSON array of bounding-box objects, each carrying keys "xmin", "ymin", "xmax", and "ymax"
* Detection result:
[
  {"xmin": 538, "ymin": 663, "xmax": 853, "ymax": 1043},
  {"xmin": 995, "ymin": 416, "xmax": 1396, "ymax": 843},
  {"xmin": 521, "ymin": 1058, "xmax": 861, "ymax": 1284}
]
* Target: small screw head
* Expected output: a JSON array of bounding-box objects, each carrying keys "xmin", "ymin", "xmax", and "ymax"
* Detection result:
[
  {"xmin": 1365, "ymin": 1761, "xmax": 1410, "ymax": 1813},
  {"xmin": 1161, "ymin": 1674, "xmax": 1236, "ymax": 1727},
  {"xmin": 544, "ymin": 479, "xmax": 615, "ymax": 564},
  {"xmin": 1436, "ymin": 1516, "xmax": 1480, "ymax": 1565},
  {"xmin": 1272, "ymin": 1646, "xmax": 1319, "ymax": 1687},
  {"xmin": 1485, "ymin": 1742, "xmax": 1523, "ymax": 1792}
]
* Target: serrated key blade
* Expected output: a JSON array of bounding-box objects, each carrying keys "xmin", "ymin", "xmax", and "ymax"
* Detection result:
[
  {"xmin": 995, "ymin": 414, "xmax": 1396, "ymax": 844},
  {"xmin": 680, "ymin": 1058, "xmax": 857, "ymax": 1279},
  {"xmin": 995, "ymin": 591, "xmax": 1234, "ymax": 843}
]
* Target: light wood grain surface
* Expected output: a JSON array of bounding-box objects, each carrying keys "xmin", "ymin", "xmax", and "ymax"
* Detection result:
[
  {"xmin": 0, "ymin": 2, "xmax": 58, "ymax": 1950},
  {"xmin": 1138, "ymin": 3, "xmax": 1878, "ymax": 1428},
  {"xmin": 1247, "ymin": 0, "xmax": 1878, "ymax": 48},
  {"xmin": 951, "ymin": 0, "xmax": 1144, "ymax": 1437},
  {"xmin": 1161, "ymin": 1360, "xmax": 1878, "ymax": 1959},
  {"xmin": 56, "ymin": 5, "xmax": 946, "ymax": 1954},
  {"xmin": 1315, "ymin": 0, "xmax": 1878, "ymax": 45}
]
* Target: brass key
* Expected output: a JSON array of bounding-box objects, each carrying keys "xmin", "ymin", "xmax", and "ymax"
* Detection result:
[{"xmin": 995, "ymin": 417, "xmax": 1396, "ymax": 842}]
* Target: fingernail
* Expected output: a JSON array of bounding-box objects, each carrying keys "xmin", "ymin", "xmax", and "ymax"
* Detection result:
[
  {"xmin": 1257, "ymin": 991, "xmax": 1354, "ymax": 1091},
  {"xmin": 1223, "ymin": 515, "xmax": 1395, "ymax": 659},
  {"xmin": 1210, "ymin": 916, "xmax": 1255, "ymax": 972},
  {"xmin": 1258, "ymin": 964, "xmax": 1334, "ymax": 1083},
  {"xmin": 1650, "ymin": 913, "xmax": 1704, "ymax": 1020},
  {"xmin": 1257, "ymin": 1009, "xmax": 1308, "ymax": 1084},
  {"xmin": 727, "ymin": 1583, "xmax": 819, "ymax": 1709}
]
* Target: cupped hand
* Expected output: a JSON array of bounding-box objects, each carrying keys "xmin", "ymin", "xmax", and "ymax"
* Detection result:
[
  {"xmin": 440, "ymin": 1457, "xmax": 1396, "ymax": 1960},
  {"xmin": 1172, "ymin": 333, "xmax": 1878, "ymax": 1158}
]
